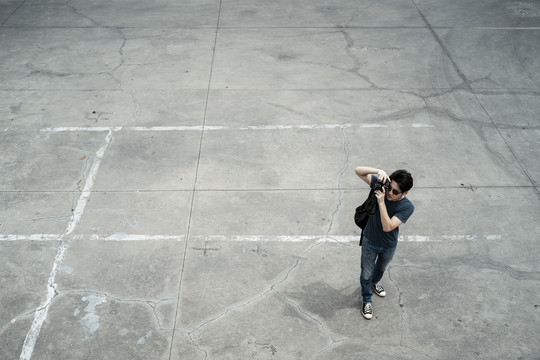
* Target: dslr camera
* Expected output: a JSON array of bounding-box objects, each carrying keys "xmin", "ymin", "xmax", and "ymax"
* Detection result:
[{"xmin": 370, "ymin": 179, "xmax": 390, "ymax": 192}]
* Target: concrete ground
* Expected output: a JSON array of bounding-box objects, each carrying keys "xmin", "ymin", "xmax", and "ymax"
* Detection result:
[{"xmin": 1, "ymin": 0, "xmax": 539, "ymax": 359}]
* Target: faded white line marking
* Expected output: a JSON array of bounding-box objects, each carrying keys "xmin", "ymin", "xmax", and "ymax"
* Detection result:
[
  {"xmin": 40, "ymin": 126, "xmax": 122, "ymax": 132},
  {"xmin": 87, "ymin": 234, "xmax": 185, "ymax": 241},
  {"xmin": 20, "ymin": 129, "xmax": 116, "ymax": 360},
  {"xmin": 192, "ymin": 235, "xmax": 501, "ymax": 242},
  {"xmin": 38, "ymin": 122, "xmax": 434, "ymax": 133},
  {"xmin": 0, "ymin": 234, "xmax": 185, "ymax": 241},
  {"xmin": 0, "ymin": 234, "xmax": 60, "ymax": 241},
  {"xmin": 2, "ymin": 234, "xmax": 501, "ymax": 242}
]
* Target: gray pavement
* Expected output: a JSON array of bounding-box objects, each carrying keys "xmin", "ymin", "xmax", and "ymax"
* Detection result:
[{"xmin": 1, "ymin": 0, "xmax": 540, "ymax": 359}]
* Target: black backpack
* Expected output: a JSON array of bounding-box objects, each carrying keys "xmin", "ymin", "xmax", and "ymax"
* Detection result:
[{"xmin": 354, "ymin": 189, "xmax": 377, "ymax": 246}]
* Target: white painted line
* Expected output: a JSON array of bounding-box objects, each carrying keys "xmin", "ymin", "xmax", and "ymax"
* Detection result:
[
  {"xmin": 401, "ymin": 235, "xmax": 433, "ymax": 242},
  {"xmin": 0, "ymin": 234, "xmax": 185, "ymax": 241},
  {"xmin": 0, "ymin": 234, "xmax": 60, "ymax": 241},
  {"xmin": 20, "ymin": 129, "xmax": 116, "ymax": 360},
  {"xmin": 87, "ymin": 234, "xmax": 185, "ymax": 241},
  {"xmin": 1, "ymin": 234, "xmax": 500, "ymax": 242},
  {"xmin": 440, "ymin": 235, "xmax": 479, "ymax": 241},
  {"xmin": 40, "ymin": 127, "xmax": 122, "ymax": 132},
  {"xmin": 37, "ymin": 122, "xmax": 435, "ymax": 133},
  {"xmin": 194, "ymin": 235, "xmax": 500, "ymax": 242},
  {"xmin": 67, "ymin": 131, "xmax": 115, "ymax": 235},
  {"xmin": 131, "ymin": 126, "xmax": 224, "ymax": 131},
  {"xmin": 192, "ymin": 235, "xmax": 331, "ymax": 242}
]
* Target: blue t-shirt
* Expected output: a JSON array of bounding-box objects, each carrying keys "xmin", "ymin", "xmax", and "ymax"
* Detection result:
[{"xmin": 364, "ymin": 175, "xmax": 415, "ymax": 248}]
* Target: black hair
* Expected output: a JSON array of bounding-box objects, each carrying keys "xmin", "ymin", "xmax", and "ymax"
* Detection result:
[{"xmin": 390, "ymin": 169, "xmax": 413, "ymax": 193}]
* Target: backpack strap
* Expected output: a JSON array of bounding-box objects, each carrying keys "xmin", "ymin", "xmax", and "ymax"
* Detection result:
[{"xmin": 359, "ymin": 190, "xmax": 377, "ymax": 246}]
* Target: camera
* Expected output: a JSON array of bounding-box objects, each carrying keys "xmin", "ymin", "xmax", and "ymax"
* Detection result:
[{"xmin": 371, "ymin": 180, "xmax": 390, "ymax": 192}]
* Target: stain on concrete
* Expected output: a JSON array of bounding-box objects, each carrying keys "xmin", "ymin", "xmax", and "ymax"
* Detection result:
[
  {"xmin": 508, "ymin": 2, "xmax": 540, "ymax": 17},
  {"xmin": 137, "ymin": 330, "xmax": 153, "ymax": 345},
  {"xmin": 59, "ymin": 264, "xmax": 74, "ymax": 275},
  {"xmin": 79, "ymin": 294, "xmax": 107, "ymax": 340},
  {"xmin": 247, "ymin": 340, "xmax": 277, "ymax": 357},
  {"xmin": 10, "ymin": 104, "xmax": 22, "ymax": 114},
  {"xmin": 124, "ymin": 216, "xmax": 139, "ymax": 229},
  {"xmin": 283, "ymin": 281, "xmax": 359, "ymax": 320}
]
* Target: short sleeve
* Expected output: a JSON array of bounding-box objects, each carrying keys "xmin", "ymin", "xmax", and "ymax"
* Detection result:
[{"xmin": 395, "ymin": 200, "xmax": 414, "ymax": 224}]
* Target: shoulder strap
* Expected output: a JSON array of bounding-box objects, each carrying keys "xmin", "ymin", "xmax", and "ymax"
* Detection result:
[{"xmin": 366, "ymin": 189, "xmax": 377, "ymax": 215}]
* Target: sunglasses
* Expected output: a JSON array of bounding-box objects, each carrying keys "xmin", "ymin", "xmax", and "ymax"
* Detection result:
[{"xmin": 390, "ymin": 187, "xmax": 402, "ymax": 195}]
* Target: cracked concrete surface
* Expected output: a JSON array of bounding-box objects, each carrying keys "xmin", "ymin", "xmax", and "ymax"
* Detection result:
[{"xmin": 1, "ymin": 0, "xmax": 540, "ymax": 359}]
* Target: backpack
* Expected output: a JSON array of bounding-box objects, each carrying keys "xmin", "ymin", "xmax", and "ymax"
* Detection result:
[{"xmin": 354, "ymin": 189, "xmax": 377, "ymax": 246}]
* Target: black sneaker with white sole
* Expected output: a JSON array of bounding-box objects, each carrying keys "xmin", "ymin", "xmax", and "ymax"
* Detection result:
[
  {"xmin": 362, "ymin": 302, "xmax": 373, "ymax": 320},
  {"xmin": 372, "ymin": 283, "xmax": 386, "ymax": 297}
]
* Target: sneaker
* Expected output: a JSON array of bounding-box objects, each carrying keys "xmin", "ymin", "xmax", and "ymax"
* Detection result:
[
  {"xmin": 362, "ymin": 302, "xmax": 373, "ymax": 320},
  {"xmin": 372, "ymin": 283, "xmax": 386, "ymax": 297}
]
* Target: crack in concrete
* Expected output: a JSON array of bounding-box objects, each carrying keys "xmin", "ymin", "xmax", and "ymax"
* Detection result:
[
  {"xmin": 60, "ymin": 289, "xmax": 177, "ymax": 331},
  {"xmin": 458, "ymin": 256, "xmax": 540, "ymax": 281},
  {"xmin": 184, "ymin": 138, "xmax": 355, "ymax": 354},
  {"xmin": 265, "ymin": 101, "xmax": 318, "ymax": 122},
  {"xmin": 387, "ymin": 266, "xmax": 437, "ymax": 359},
  {"xmin": 387, "ymin": 266, "xmax": 405, "ymax": 337},
  {"xmin": 75, "ymin": 152, "xmax": 91, "ymax": 192},
  {"xmin": 0, "ymin": 0, "xmax": 25, "ymax": 27},
  {"xmin": 1, "ymin": 288, "xmax": 177, "ymax": 343},
  {"xmin": 14, "ymin": 4, "xmax": 143, "ymax": 125},
  {"xmin": 186, "ymin": 331, "xmax": 209, "ymax": 359},
  {"xmin": 386, "ymin": 238, "xmax": 540, "ymax": 357},
  {"xmin": 277, "ymin": 29, "xmax": 379, "ymax": 87},
  {"xmin": 471, "ymin": 96, "xmax": 540, "ymax": 194},
  {"xmin": 247, "ymin": 340, "xmax": 277, "ymax": 357},
  {"xmin": 338, "ymin": 30, "xmax": 378, "ymax": 88},
  {"xmin": 184, "ymin": 243, "xmax": 321, "ymax": 357},
  {"xmin": 19, "ymin": 129, "xmax": 116, "ymax": 360},
  {"xmin": 65, "ymin": 0, "xmax": 102, "ymax": 28},
  {"xmin": 273, "ymin": 288, "xmax": 348, "ymax": 350},
  {"xmin": 404, "ymin": 86, "xmax": 535, "ymax": 175},
  {"xmin": 146, "ymin": 300, "xmax": 176, "ymax": 331},
  {"xmin": 184, "ymin": 124, "xmax": 355, "ymax": 356},
  {"xmin": 413, "ymin": 0, "xmax": 539, "ymax": 194},
  {"xmin": 343, "ymin": 0, "xmax": 382, "ymax": 27},
  {"xmin": 325, "ymin": 125, "xmax": 355, "ymax": 248},
  {"xmin": 185, "ymin": 288, "xmax": 273, "ymax": 359},
  {"xmin": 110, "ymin": 30, "xmax": 143, "ymax": 125}
]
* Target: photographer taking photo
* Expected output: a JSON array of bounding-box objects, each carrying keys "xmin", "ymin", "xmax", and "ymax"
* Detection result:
[{"xmin": 355, "ymin": 166, "xmax": 415, "ymax": 320}]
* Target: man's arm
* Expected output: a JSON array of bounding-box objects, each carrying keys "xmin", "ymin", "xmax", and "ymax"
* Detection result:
[
  {"xmin": 375, "ymin": 190, "xmax": 403, "ymax": 232},
  {"xmin": 355, "ymin": 166, "xmax": 389, "ymax": 186}
]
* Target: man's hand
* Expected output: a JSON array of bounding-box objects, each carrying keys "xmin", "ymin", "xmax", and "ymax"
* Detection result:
[
  {"xmin": 377, "ymin": 170, "xmax": 389, "ymax": 184},
  {"xmin": 375, "ymin": 188, "xmax": 386, "ymax": 204}
]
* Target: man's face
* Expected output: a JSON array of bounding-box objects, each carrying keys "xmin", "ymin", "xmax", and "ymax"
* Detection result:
[{"xmin": 386, "ymin": 180, "xmax": 405, "ymax": 201}]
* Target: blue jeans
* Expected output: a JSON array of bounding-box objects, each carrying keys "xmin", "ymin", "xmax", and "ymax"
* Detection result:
[{"xmin": 360, "ymin": 236, "xmax": 396, "ymax": 303}]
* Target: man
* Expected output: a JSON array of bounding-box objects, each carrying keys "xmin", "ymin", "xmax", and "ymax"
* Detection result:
[{"xmin": 355, "ymin": 166, "xmax": 414, "ymax": 320}]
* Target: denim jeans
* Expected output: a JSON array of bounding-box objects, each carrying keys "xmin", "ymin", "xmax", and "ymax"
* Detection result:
[{"xmin": 360, "ymin": 236, "xmax": 396, "ymax": 303}]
